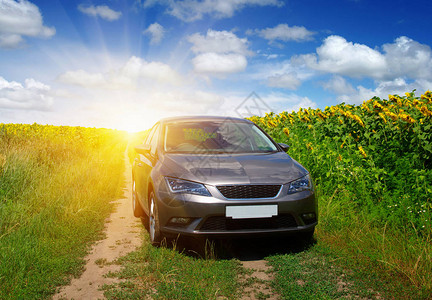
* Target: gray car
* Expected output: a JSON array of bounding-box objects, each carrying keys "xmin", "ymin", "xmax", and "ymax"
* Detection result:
[{"xmin": 132, "ymin": 116, "xmax": 317, "ymax": 245}]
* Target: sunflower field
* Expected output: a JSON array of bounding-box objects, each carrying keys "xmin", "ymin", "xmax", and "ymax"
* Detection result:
[{"xmin": 249, "ymin": 91, "xmax": 432, "ymax": 289}]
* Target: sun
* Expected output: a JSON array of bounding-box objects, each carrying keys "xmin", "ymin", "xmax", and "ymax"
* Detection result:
[
  {"xmin": 108, "ymin": 111, "xmax": 154, "ymax": 133},
  {"xmin": 116, "ymin": 122, "xmax": 144, "ymax": 133}
]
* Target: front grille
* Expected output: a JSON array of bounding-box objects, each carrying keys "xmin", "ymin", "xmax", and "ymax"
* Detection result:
[
  {"xmin": 217, "ymin": 185, "xmax": 281, "ymax": 199},
  {"xmin": 200, "ymin": 214, "xmax": 297, "ymax": 231}
]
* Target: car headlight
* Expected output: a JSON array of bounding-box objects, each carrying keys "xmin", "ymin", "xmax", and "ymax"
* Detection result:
[
  {"xmin": 165, "ymin": 177, "xmax": 211, "ymax": 197},
  {"xmin": 287, "ymin": 174, "xmax": 312, "ymax": 194}
]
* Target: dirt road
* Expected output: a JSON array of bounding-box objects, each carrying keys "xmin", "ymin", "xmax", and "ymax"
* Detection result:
[
  {"xmin": 53, "ymin": 159, "xmax": 142, "ymax": 300},
  {"xmin": 241, "ymin": 260, "xmax": 278, "ymax": 300},
  {"xmin": 53, "ymin": 156, "xmax": 279, "ymax": 299}
]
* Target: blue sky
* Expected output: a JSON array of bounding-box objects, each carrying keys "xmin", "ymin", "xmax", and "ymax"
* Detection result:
[{"xmin": 1, "ymin": 0, "xmax": 431, "ymax": 131}]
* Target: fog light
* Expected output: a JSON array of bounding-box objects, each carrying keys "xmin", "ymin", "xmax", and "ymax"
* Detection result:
[
  {"xmin": 301, "ymin": 213, "xmax": 317, "ymax": 225},
  {"xmin": 169, "ymin": 217, "xmax": 191, "ymax": 225}
]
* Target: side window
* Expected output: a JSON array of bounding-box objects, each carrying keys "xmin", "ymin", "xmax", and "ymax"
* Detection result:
[
  {"xmin": 149, "ymin": 124, "xmax": 160, "ymax": 156},
  {"xmin": 144, "ymin": 125, "xmax": 157, "ymax": 145}
]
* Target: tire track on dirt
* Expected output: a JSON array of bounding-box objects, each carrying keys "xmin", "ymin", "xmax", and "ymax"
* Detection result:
[
  {"xmin": 222, "ymin": 237, "xmax": 312, "ymax": 299},
  {"xmin": 54, "ymin": 156, "xmax": 142, "ymax": 300},
  {"xmin": 218, "ymin": 239, "xmax": 284, "ymax": 300},
  {"xmin": 241, "ymin": 260, "xmax": 278, "ymax": 300}
]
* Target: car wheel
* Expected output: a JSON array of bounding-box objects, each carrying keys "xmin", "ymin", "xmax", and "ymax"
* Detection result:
[
  {"xmin": 298, "ymin": 228, "xmax": 315, "ymax": 246},
  {"xmin": 304, "ymin": 228, "xmax": 314, "ymax": 240},
  {"xmin": 149, "ymin": 191, "xmax": 163, "ymax": 245},
  {"xmin": 132, "ymin": 180, "xmax": 145, "ymax": 218}
]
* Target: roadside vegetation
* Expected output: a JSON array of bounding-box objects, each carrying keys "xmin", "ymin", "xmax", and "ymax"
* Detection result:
[
  {"xmin": 0, "ymin": 124, "xmax": 127, "ymax": 299},
  {"xmin": 250, "ymin": 90, "xmax": 432, "ymax": 298},
  {"xmin": 1, "ymin": 91, "xmax": 430, "ymax": 299},
  {"xmin": 268, "ymin": 243, "xmax": 424, "ymax": 299},
  {"xmin": 103, "ymin": 236, "xmax": 243, "ymax": 300}
]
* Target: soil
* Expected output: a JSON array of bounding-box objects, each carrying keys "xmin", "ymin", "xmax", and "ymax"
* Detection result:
[
  {"xmin": 53, "ymin": 158, "xmax": 142, "ymax": 300},
  {"xmin": 241, "ymin": 260, "xmax": 278, "ymax": 300},
  {"xmin": 215, "ymin": 235, "xmax": 311, "ymax": 299}
]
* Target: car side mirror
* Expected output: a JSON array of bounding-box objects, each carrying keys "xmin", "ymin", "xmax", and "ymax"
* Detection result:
[
  {"xmin": 134, "ymin": 144, "xmax": 151, "ymax": 155},
  {"xmin": 278, "ymin": 143, "xmax": 290, "ymax": 152}
]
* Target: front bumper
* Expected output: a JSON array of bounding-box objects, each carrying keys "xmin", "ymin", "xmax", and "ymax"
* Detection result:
[{"xmin": 156, "ymin": 183, "xmax": 318, "ymax": 238}]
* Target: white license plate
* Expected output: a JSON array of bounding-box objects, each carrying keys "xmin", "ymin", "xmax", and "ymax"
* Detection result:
[{"xmin": 226, "ymin": 205, "xmax": 278, "ymax": 219}]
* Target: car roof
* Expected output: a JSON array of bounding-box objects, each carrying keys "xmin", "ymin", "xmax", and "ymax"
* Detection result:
[{"xmin": 159, "ymin": 116, "xmax": 252, "ymax": 124}]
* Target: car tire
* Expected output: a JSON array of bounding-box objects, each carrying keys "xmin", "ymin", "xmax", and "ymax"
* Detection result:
[
  {"xmin": 132, "ymin": 180, "xmax": 145, "ymax": 218},
  {"xmin": 298, "ymin": 228, "xmax": 315, "ymax": 246},
  {"xmin": 149, "ymin": 191, "xmax": 163, "ymax": 246}
]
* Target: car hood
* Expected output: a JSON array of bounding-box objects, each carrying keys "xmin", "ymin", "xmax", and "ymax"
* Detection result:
[{"xmin": 161, "ymin": 152, "xmax": 307, "ymax": 185}]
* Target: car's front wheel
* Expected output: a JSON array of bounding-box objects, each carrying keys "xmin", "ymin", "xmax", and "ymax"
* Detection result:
[
  {"xmin": 149, "ymin": 191, "xmax": 163, "ymax": 246},
  {"xmin": 298, "ymin": 228, "xmax": 315, "ymax": 246}
]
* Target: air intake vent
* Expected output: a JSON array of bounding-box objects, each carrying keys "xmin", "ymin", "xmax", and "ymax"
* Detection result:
[
  {"xmin": 217, "ymin": 185, "xmax": 281, "ymax": 199},
  {"xmin": 200, "ymin": 214, "xmax": 297, "ymax": 231}
]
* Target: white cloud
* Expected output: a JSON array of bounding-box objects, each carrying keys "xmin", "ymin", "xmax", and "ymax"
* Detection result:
[
  {"xmin": 120, "ymin": 56, "xmax": 183, "ymax": 84},
  {"xmin": 48, "ymin": 85, "xmax": 226, "ymax": 131},
  {"xmin": 0, "ymin": 76, "xmax": 53, "ymax": 110},
  {"xmin": 78, "ymin": 4, "xmax": 122, "ymax": 21},
  {"xmin": 244, "ymin": 59, "xmax": 315, "ymax": 90},
  {"xmin": 265, "ymin": 54, "xmax": 279, "ymax": 59},
  {"xmin": 298, "ymin": 35, "xmax": 387, "ymax": 78},
  {"xmin": 188, "ymin": 30, "xmax": 251, "ymax": 75},
  {"xmin": 53, "ymin": 55, "xmax": 229, "ymax": 130},
  {"xmin": 252, "ymin": 24, "xmax": 315, "ymax": 43},
  {"xmin": 0, "ymin": 33, "xmax": 23, "ymax": 48},
  {"xmin": 192, "ymin": 53, "xmax": 247, "ymax": 74},
  {"xmin": 225, "ymin": 92, "xmax": 318, "ymax": 118},
  {"xmin": 382, "ymin": 36, "xmax": 432, "ymax": 80},
  {"xmin": 188, "ymin": 29, "xmax": 251, "ymax": 55},
  {"xmin": 141, "ymin": 0, "xmax": 283, "ymax": 22},
  {"xmin": 147, "ymin": 89, "xmax": 224, "ymax": 113},
  {"xmin": 265, "ymin": 93, "xmax": 318, "ymax": 112},
  {"xmin": 143, "ymin": 22, "xmax": 165, "ymax": 45},
  {"xmin": 267, "ymin": 72, "xmax": 301, "ymax": 90},
  {"xmin": 332, "ymin": 78, "xmax": 432, "ymax": 105},
  {"xmin": 0, "ymin": 0, "xmax": 55, "ymax": 48},
  {"xmin": 322, "ymin": 75, "xmax": 355, "ymax": 95},
  {"xmin": 57, "ymin": 70, "xmax": 106, "ymax": 88},
  {"xmin": 297, "ymin": 35, "xmax": 432, "ymax": 82},
  {"xmin": 264, "ymin": 92, "xmax": 318, "ymax": 113},
  {"xmin": 290, "ymin": 35, "xmax": 432, "ymax": 105},
  {"xmin": 58, "ymin": 56, "xmax": 183, "ymax": 89}
]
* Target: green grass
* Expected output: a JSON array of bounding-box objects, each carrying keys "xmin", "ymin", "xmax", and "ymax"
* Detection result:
[
  {"xmin": 262, "ymin": 147, "xmax": 432, "ymax": 298},
  {"xmin": 106, "ymin": 232, "xmax": 431, "ymax": 300},
  {"xmin": 103, "ymin": 236, "xmax": 243, "ymax": 300},
  {"xmin": 267, "ymin": 241, "xmax": 428, "ymax": 300},
  {"xmin": 316, "ymin": 187, "xmax": 432, "ymax": 294},
  {"xmin": 0, "ymin": 124, "xmax": 127, "ymax": 299}
]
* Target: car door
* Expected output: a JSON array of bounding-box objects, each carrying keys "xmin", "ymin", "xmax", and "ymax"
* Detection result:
[{"xmin": 134, "ymin": 123, "xmax": 160, "ymax": 215}]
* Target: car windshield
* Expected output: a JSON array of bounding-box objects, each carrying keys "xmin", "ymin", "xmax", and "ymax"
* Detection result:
[{"xmin": 164, "ymin": 120, "xmax": 278, "ymax": 154}]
